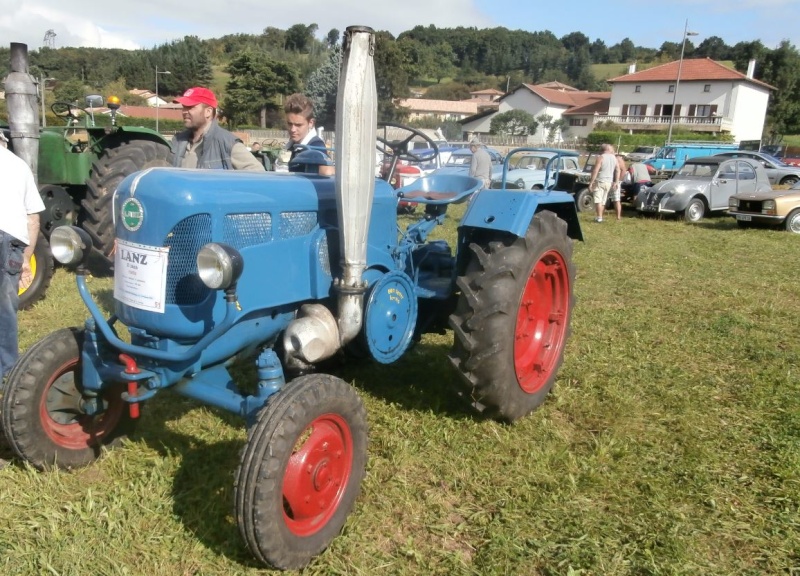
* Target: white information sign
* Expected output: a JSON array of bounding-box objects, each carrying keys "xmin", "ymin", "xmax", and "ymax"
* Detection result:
[{"xmin": 113, "ymin": 239, "xmax": 170, "ymax": 313}]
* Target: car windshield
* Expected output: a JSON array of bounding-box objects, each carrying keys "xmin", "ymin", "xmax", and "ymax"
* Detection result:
[
  {"xmin": 632, "ymin": 146, "xmax": 655, "ymax": 154},
  {"xmin": 512, "ymin": 155, "xmax": 552, "ymax": 170},
  {"xmin": 761, "ymin": 153, "xmax": 788, "ymax": 167},
  {"xmin": 445, "ymin": 152, "xmax": 472, "ymax": 166},
  {"xmin": 677, "ymin": 163, "xmax": 717, "ymax": 178}
]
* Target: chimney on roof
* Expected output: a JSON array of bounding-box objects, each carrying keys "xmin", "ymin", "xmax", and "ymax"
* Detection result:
[
  {"xmin": 746, "ymin": 59, "xmax": 756, "ymax": 79},
  {"xmin": 628, "ymin": 62, "xmax": 636, "ymax": 74}
]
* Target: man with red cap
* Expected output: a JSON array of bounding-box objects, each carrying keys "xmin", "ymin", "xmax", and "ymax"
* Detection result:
[{"xmin": 171, "ymin": 86, "xmax": 263, "ymax": 171}]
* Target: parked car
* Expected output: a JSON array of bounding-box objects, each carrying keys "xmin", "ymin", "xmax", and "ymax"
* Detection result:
[
  {"xmin": 712, "ymin": 150, "xmax": 800, "ymax": 186},
  {"xmin": 727, "ymin": 181, "xmax": 800, "ymax": 233},
  {"xmin": 491, "ymin": 150, "xmax": 581, "ymax": 190},
  {"xmin": 429, "ymin": 147, "xmax": 505, "ymax": 179},
  {"xmin": 625, "ymin": 146, "xmax": 661, "ymax": 163},
  {"xmin": 635, "ymin": 156, "xmax": 772, "ymax": 223}
]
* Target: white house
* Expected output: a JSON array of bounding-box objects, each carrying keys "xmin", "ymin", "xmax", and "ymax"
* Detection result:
[
  {"xmin": 461, "ymin": 81, "xmax": 610, "ymax": 143},
  {"xmin": 606, "ymin": 58, "xmax": 774, "ymax": 142}
]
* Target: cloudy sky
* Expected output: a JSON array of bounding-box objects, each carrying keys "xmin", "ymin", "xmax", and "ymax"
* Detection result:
[{"xmin": 1, "ymin": 0, "xmax": 796, "ymax": 52}]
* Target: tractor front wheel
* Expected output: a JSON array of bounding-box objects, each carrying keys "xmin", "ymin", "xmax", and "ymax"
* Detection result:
[
  {"xmin": 234, "ymin": 373, "xmax": 368, "ymax": 570},
  {"xmin": 82, "ymin": 139, "xmax": 171, "ymax": 267},
  {"xmin": 1, "ymin": 328, "xmax": 135, "ymax": 470},
  {"xmin": 18, "ymin": 232, "xmax": 54, "ymax": 310},
  {"xmin": 449, "ymin": 210, "xmax": 576, "ymax": 422}
]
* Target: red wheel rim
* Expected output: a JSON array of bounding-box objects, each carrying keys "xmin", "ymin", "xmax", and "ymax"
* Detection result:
[
  {"xmin": 282, "ymin": 413, "xmax": 354, "ymax": 537},
  {"xmin": 39, "ymin": 358, "xmax": 125, "ymax": 450},
  {"xmin": 514, "ymin": 249, "xmax": 570, "ymax": 394}
]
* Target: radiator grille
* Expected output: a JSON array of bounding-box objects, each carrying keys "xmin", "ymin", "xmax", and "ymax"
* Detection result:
[
  {"xmin": 280, "ymin": 212, "xmax": 317, "ymax": 238},
  {"xmin": 164, "ymin": 214, "xmax": 212, "ymax": 305},
  {"xmin": 224, "ymin": 213, "xmax": 272, "ymax": 248}
]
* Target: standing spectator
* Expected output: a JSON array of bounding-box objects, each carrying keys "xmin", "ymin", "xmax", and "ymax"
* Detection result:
[
  {"xmin": 611, "ymin": 152, "xmax": 627, "ymax": 220},
  {"xmin": 0, "ymin": 131, "xmax": 45, "ymax": 381},
  {"xmin": 588, "ymin": 143, "xmax": 621, "ymax": 223},
  {"xmin": 469, "ymin": 137, "xmax": 492, "ymax": 190},
  {"xmin": 171, "ymin": 86, "xmax": 264, "ymax": 171}
]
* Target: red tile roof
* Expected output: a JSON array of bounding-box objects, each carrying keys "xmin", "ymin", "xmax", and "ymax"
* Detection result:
[
  {"xmin": 609, "ymin": 58, "xmax": 774, "ymax": 90},
  {"xmin": 517, "ymin": 84, "xmax": 611, "ymax": 114}
]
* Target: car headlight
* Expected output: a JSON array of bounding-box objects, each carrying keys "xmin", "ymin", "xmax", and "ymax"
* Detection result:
[
  {"xmin": 50, "ymin": 226, "xmax": 93, "ymax": 266},
  {"xmin": 762, "ymin": 200, "xmax": 777, "ymax": 215},
  {"xmin": 728, "ymin": 197, "xmax": 739, "ymax": 209},
  {"xmin": 197, "ymin": 243, "xmax": 244, "ymax": 290}
]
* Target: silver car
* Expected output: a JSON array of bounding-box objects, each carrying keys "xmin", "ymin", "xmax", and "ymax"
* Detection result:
[
  {"xmin": 636, "ymin": 156, "xmax": 772, "ymax": 222},
  {"xmin": 626, "ymin": 145, "xmax": 660, "ymax": 163},
  {"xmin": 714, "ymin": 151, "xmax": 800, "ymax": 186}
]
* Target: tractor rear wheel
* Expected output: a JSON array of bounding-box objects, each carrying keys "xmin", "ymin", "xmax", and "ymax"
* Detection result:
[
  {"xmin": 1, "ymin": 328, "xmax": 136, "ymax": 470},
  {"xmin": 234, "ymin": 373, "xmax": 368, "ymax": 570},
  {"xmin": 82, "ymin": 139, "xmax": 171, "ymax": 266},
  {"xmin": 18, "ymin": 232, "xmax": 54, "ymax": 310},
  {"xmin": 449, "ymin": 210, "xmax": 576, "ymax": 422}
]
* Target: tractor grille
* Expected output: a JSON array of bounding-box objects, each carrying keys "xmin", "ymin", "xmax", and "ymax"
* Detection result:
[
  {"xmin": 224, "ymin": 213, "xmax": 272, "ymax": 248},
  {"xmin": 164, "ymin": 214, "xmax": 212, "ymax": 305},
  {"xmin": 280, "ymin": 212, "xmax": 317, "ymax": 238},
  {"xmin": 318, "ymin": 234, "xmax": 331, "ymax": 276}
]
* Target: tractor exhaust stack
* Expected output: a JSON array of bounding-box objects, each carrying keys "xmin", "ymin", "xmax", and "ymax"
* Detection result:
[
  {"xmin": 333, "ymin": 26, "xmax": 377, "ymax": 346},
  {"xmin": 4, "ymin": 42, "xmax": 40, "ymax": 183}
]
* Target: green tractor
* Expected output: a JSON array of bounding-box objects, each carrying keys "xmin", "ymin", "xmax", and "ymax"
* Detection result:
[{"xmin": 4, "ymin": 95, "xmax": 173, "ymax": 309}]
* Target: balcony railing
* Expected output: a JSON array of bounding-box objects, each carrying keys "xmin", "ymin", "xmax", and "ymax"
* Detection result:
[{"xmin": 600, "ymin": 114, "xmax": 732, "ymax": 132}]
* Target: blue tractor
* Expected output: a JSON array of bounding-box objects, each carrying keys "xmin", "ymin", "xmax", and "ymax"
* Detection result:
[{"xmin": 0, "ymin": 27, "xmax": 583, "ymax": 570}]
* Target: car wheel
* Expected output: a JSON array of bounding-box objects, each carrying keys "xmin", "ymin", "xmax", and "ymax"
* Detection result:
[
  {"xmin": 785, "ymin": 209, "xmax": 800, "ymax": 233},
  {"xmin": 683, "ymin": 198, "xmax": 705, "ymax": 223},
  {"xmin": 780, "ymin": 176, "xmax": 800, "ymax": 186},
  {"xmin": 574, "ymin": 187, "xmax": 593, "ymax": 212}
]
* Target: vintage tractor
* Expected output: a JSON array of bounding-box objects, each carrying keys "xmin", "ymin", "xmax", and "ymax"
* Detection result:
[
  {"xmin": 4, "ymin": 50, "xmax": 172, "ymax": 309},
  {"xmin": 1, "ymin": 27, "xmax": 582, "ymax": 570}
]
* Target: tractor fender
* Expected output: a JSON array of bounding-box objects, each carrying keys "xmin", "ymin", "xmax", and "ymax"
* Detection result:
[
  {"xmin": 93, "ymin": 126, "xmax": 172, "ymax": 149},
  {"xmin": 460, "ymin": 189, "xmax": 583, "ymax": 242}
]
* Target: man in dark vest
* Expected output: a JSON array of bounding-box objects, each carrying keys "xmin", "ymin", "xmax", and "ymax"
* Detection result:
[{"xmin": 171, "ymin": 86, "xmax": 264, "ymax": 171}]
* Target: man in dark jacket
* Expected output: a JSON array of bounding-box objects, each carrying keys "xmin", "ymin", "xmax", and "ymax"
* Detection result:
[{"xmin": 171, "ymin": 87, "xmax": 263, "ymax": 171}]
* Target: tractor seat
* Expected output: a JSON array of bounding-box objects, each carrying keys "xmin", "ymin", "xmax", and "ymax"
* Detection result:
[{"xmin": 395, "ymin": 174, "xmax": 482, "ymax": 205}]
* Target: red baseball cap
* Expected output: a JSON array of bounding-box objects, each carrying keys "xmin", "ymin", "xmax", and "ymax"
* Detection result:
[{"xmin": 174, "ymin": 87, "xmax": 218, "ymax": 108}]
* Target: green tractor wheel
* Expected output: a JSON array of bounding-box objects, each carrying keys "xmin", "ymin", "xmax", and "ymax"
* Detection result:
[
  {"xmin": 82, "ymin": 139, "xmax": 171, "ymax": 267},
  {"xmin": 18, "ymin": 232, "xmax": 54, "ymax": 310}
]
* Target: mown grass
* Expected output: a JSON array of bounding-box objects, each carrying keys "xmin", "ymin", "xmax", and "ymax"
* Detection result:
[{"xmin": 2, "ymin": 204, "xmax": 799, "ymax": 575}]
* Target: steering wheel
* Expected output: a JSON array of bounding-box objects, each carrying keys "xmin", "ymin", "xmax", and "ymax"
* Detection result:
[
  {"xmin": 51, "ymin": 102, "xmax": 83, "ymax": 124},
  {"xmin": 377, "ymin": 122, "xmax": 439, "ymax": 164}
]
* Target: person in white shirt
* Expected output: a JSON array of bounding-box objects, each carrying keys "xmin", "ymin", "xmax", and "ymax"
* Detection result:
[{"xmin": 0, "ymin": 131, "xmax": 45, "ymax": 380}]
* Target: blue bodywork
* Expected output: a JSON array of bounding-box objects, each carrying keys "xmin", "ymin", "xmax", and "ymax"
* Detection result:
[{"xmin": 73, "ymin": 162, "xmax": 581, "ymax": 423}]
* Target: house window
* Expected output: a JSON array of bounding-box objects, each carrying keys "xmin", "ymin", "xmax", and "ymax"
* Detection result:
[
  {"xmin": 628, "ymin": 105, "xmax": 645, "ymax": 117},
  {"xmin": 695, "ymin": 105, "xmax": 712, "ymax": 117},
  {"xmin": 668, "ymin": 85, "xmax": 675, "ymax": 93},
  {"xmin": 704, "ymin": 84, "xmax": 711, "ymax": 92},
  {"xmin": 569, "ymin": 118, "xmax": 587, "ymax": 126},
  {"xmin": 635, "ymin": 85, "xmax": 641, "ymax": 93}
]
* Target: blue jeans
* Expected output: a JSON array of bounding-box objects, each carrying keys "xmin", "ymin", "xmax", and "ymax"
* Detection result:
[{"xmin": 0, "ymin": 231, "xmax": 24, "ymax": 381}]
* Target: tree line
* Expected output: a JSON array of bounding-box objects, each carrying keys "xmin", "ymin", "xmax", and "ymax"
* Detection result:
[{"xmin": 1, "ymin": 24, "xmax": 798, "ymax": 139}]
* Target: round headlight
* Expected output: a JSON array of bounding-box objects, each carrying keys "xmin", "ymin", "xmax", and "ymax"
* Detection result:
[
  {"xmin": 197, "ymin": 243, "xmax": 243, "ymax": 290},
  {"xmin": 50, "ymin": 226, "xmax": 92, "ymax": 266}
]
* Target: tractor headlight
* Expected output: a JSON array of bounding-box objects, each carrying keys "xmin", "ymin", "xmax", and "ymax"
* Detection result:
[
  {"xmin": 197, "ymin": 243, "xmax": 243, "ymax": 290},
  {"xmin": 50, "ymin": 226, "xmax": 92, "ymax": 266}
]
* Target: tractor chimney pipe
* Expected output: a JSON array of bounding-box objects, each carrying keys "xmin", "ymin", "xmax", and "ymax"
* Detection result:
[
  {"xmin": 5, "ymin": 42, "xmax": 40, "ymax": 184},
  {"xmin": 333, "ymin": 26, "xmax": 377, "ymax": 346}
]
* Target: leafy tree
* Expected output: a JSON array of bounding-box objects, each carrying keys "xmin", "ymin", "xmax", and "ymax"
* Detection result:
[
  {"xmin": 758, "ymin": 41, "xmax": 800, "ymax": 139},
  {"xmin": 53, "ymin": 79, "xmax": 86, "ymax": 104},
  {"xmin": 490, "ymin": 109, "xmax": 537, "ymax": 136},
  {"xmin": 695, "ymin": 36, "xmax": 730, "ymax": 60},
  {"xmin": 306, "ymin": 46, "xmax": 341, "ymax": 129},
  {"xmin": 223, "ymin": 49, "xmax": 299, "ymax": 127},
  {"xmin": 286, "ymin": 24, "xmax": 318, "ymax": 53},
  {"xmin": 373, "ymin": 31, "xmax": 410, "ymax": 121},
  {"xmin": 423, "ymin": 81, "xmax": 471, "ymax": 100},
  {"xmin": 326, "ymin": 29, "xmax": 340, "ymax": 49},
  {"xmin": 537, "ymin": 113, "xmax": 567, "ymax": 143}
]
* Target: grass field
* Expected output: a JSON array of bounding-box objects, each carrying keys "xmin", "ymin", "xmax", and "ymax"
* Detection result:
[{"xmin": 1, "ymin": 204, "xmax": 799, "ymax": 575}]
